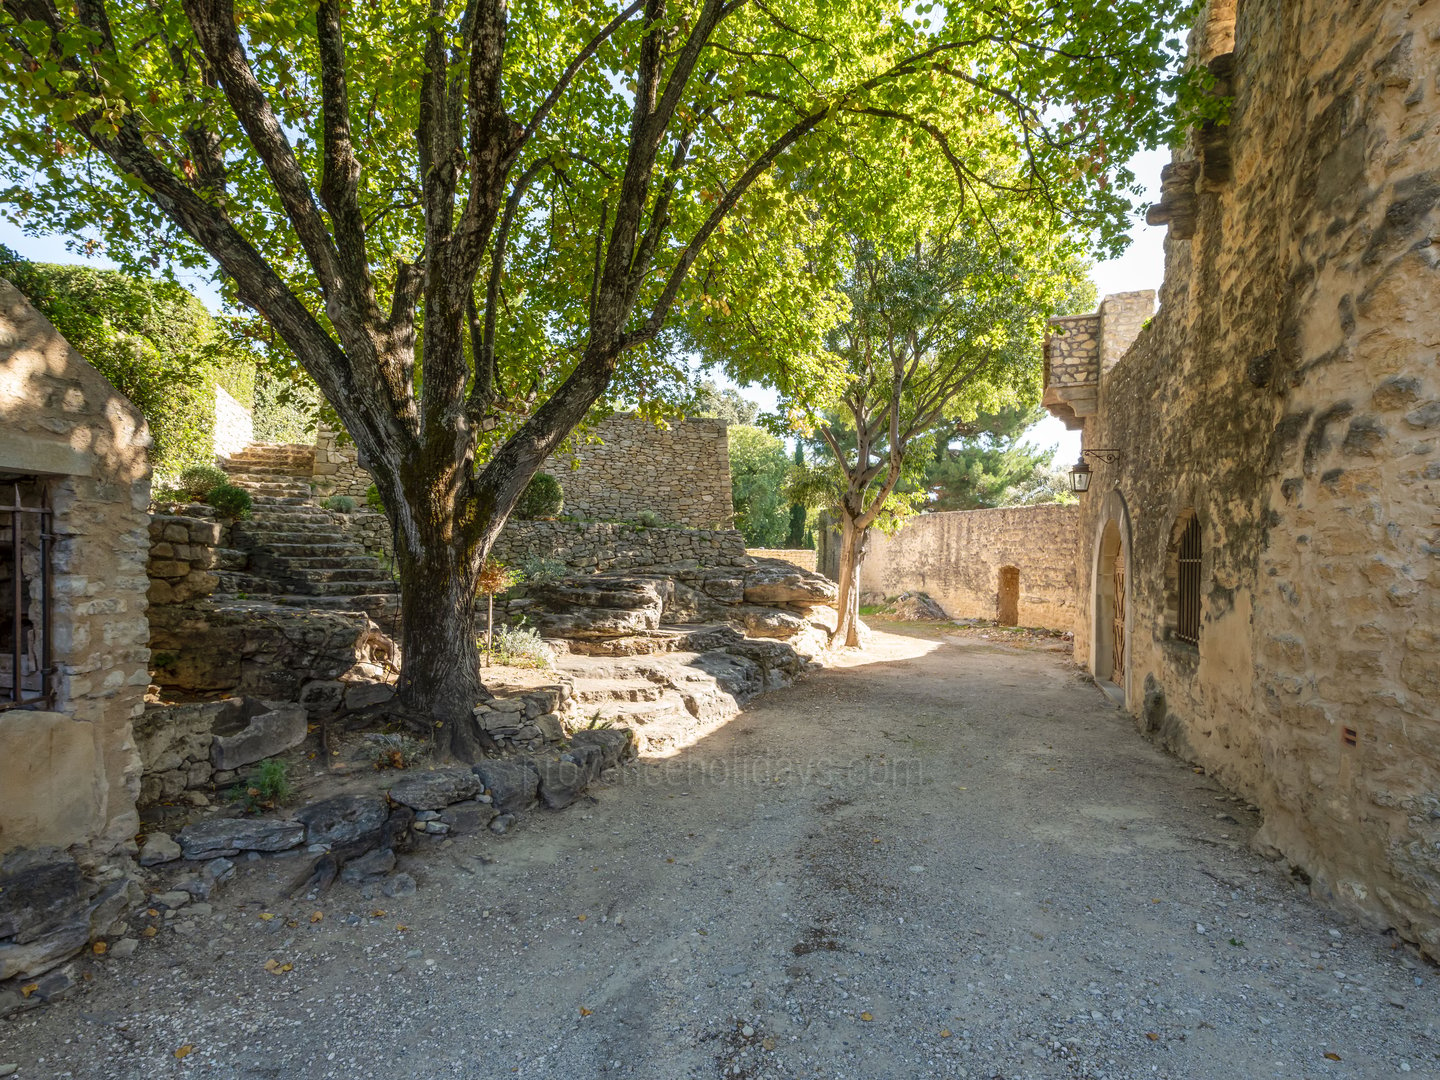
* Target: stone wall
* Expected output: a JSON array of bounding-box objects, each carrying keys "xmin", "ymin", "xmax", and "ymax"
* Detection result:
[
  {"xmin": 0, "ymin": 278, "xmax": 151, "ymax": 859},
  {"xmin": 212, "ymin": 385, "xmax": 253, "ymax": 462},
  {"xmin": 147, "ymin": 513, "xmax": 224, "ymax": 606},
  {"xmin": 1063, "ymin": 0, "xmax": 1440, "ymax": 957},
  {"xmin": 558, "ymin": 414, "xmax": 733, "ymax": 528},
  {"xmin": 747, "ymin": 548, "xmax": 817, "ymax": 572},
  {"xmin": 857, "ymin": 506, "xmax": 1080, "ymax": 630},
  {"xmin": 492, "ymin": 519, "xmax": 748, "ymax": 574},
  {"xmin": 311, "ymin": 425, "xmax": 373, "ymax": 500}
]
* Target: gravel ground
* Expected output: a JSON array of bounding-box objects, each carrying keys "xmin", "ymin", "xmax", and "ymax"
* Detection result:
[{"xmin": 3, "ymin": 625, "xmax": 1437, "ymax": 1080}]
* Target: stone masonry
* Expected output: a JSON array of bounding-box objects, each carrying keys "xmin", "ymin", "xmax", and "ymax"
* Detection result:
[
  {"xmin": 1053, "ymin": 0, "xmax": 1440, "ymax": 958},
  {"xmin": 558, "ymin": 414, "xmax": 733, "ymax": 529}
]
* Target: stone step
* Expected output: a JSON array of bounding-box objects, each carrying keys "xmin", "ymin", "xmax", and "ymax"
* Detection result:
[
  {"xmin": 250, "ymin": 496, "xmax": 314, "ymax": 507},
  {"xmin": 280, "ymin": 567, "xmax": 391, "ymax": 584},
  {"xmin": 213, "ymin": 571, "xmax": 282, "ymax": 596},
  {"xmin": 568, "ymin": 677, "xmax": 668, "ymax": 705},
  {"xmin": 287, "ymin": 579, "xmax": 399, "ymax": 596},
  {"xmin": 258, "ymin": 542, "xmax": 372, "ymax": 558},
  {"xmin": 239, "ymin": 529, "xmax": 356, "ymax": 547},
  {"xmin": 248, "ymin": 554, "xmax": 384, "ymax": 571},
  {"xmin": 273, "ymin": 593, "xmax": 401, "ymax": 622}
]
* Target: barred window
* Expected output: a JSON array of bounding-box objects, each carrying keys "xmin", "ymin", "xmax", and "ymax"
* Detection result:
[
  {"xmin": 1171, "ymin": 514, "xmax": 1202, "ymax": 647},
  {"xmin": 1, "ymin": 479, "xmax": 53, "ymax": 711}
]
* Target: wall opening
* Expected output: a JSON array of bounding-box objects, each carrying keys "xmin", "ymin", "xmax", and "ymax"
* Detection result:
[
  {"xmin": 0, "ymin": 477, "xmax": 54, "ymax": 710},
  {"xmin": 1095, "ymin": 519, "xmax": 1126, "ymax": 687},
  {"xmin": 996, "ymin": 566, "xmax": 1020, "ymax": 626},
  {"xmin": 1164, "ymin": 510, "xmax": 1203, "ymax": 648}
]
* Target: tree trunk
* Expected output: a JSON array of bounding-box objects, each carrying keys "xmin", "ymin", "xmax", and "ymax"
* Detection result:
[
  {"xmin": 393, "ymin": 532, "xmax": 488, "ymax": 760},
  {"xmin": 832, "ymin": 512, "xmax": 868, "ymax": 648}
]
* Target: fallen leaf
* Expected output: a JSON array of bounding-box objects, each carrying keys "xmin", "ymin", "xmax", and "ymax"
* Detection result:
[
  {"xmin": 92, "ymin": 941, "xmax": 108, "ymax": 955},
  {"xmin": 579, "ymin": 1006, "xmax": 593, "ymax": 1017},
  {"xmin": 1146, "ymin": 1032, "xmax": 1160, "ymax": 1041},
  {"xmin": 310, "ymin": 911, "xmax": 324, "ymax": 923},
  {"xmin": 1324, "ymin": 1053, "xmax": 1342, "ymax": 1061},
  {"xmin": 577, "ymin": 914, "xmax": 587, "ymax": 922},
  {"xmin": 175, "ymin": 1044, "xmax": 194, "ymax": 1059},
  {"xmin": 143, "ymin": 926, "xmax": 158, "ymax": 938},
  {"xmin": 666, "ymin": 858, "xmax": 675, "ymax": 863},
  {"xmin": 762, "ymin": 1037, "xmax": 776, "ymax": 1050},
  {"xmin": 940, "ymin": 1029, "xmax": 952, "ymax": 1038},
  {"xmin": 285, "ymin": 919, "xmax": 299, "ymax": 928},
  {"xmin": 146, "ymin": 908, "xmax": 159, "ymax": 918},
  {"xmin": 396, "ymin": 924, "xmax": 410, "ymax": 932},
  {"xmin": 370, "ymin": 910, "xmax": 386, "ymax": 917},
  {"xmin": 258, "ymin": 913, "xmax": 275, "ymax": 921},
  {"xmin": 262, "ymin": 959, "xmax": 293, "ymax": 975},
  {"xmin": 20, "ymin": 983, "xmax": 38, "ymax": 998},
  {"xmin": 859, "ymin": 1012, "xmax": 874, "ymax": 1022}
]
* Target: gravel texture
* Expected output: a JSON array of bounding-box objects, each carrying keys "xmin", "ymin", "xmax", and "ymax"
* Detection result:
[{"xmin": 3, "ymin": 626, "xmax": 1436, "ymax": 1079}]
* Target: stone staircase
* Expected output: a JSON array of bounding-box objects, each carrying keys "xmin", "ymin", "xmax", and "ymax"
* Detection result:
[{"xmin": 218, "ymin": 443, "xmax": 400, "ymax": 624}]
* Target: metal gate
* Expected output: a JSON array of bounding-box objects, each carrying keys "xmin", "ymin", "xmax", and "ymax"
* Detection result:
[{"xmin": 1111, "ymin": 548, "xmax": 1126, "ymax": 679}]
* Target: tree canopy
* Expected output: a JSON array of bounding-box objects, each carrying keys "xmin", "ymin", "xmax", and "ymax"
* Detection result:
[
  {"xmin": 924, "ymin": 405, "xmax": 1073, "ymax": 511},
  {"xmin": 726, "ymin": 423, "xmax": 791, "ymax": 547}
]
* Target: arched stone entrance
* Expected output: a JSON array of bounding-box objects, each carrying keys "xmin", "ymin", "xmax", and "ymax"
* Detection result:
[
  {"xmin": 997, "ymin": 566, "xmax": 1020, "ymax": 626},
  {"xmin": 1089, "ymin": 492, "xmax": 1132, "ymax": 706}
]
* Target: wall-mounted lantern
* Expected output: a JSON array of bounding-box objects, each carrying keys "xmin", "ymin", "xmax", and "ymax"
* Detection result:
[{"xmin": 1068, "ymin": 449, "xmax": 1121, "ymax": 494}]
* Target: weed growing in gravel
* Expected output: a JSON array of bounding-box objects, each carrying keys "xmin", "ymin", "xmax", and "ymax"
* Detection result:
[{"xmin": 228, "ymin": 759, "xmax": 292, "ymax": 811}]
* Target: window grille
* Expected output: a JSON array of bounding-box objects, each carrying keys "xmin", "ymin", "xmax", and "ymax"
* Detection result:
[
  {"xmin": 1, "ymin": 482, "xmax": 53, "ymax": 711},
  {"xmin": 1175, "ymin": 515, "xmax": 1202, "ymax": 646}
]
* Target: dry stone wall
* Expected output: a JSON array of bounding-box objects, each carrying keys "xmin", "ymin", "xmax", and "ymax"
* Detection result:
[
  {"xmin": 747, "ymin": 548, "xmax": 817, "ymax": 572},
  {"xmin": 311, "ymin": 426, "xmax": 373, "ymax": 500},
  {"xmin": 1067, "ymin": 0, "xmax": 1440, "ymax": 957},
  {"xmin": 492, "ymin": 519, "xmax": 747, "ymax": 574},
  {"xmin": 559, "ymin": 415, "xmax": 733, "ymax": 528},
  {"xmin": 858, "ymin": 507, "xmax": 1079, "ymax": 630}
]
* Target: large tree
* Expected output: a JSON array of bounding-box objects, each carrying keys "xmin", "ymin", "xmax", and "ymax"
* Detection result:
[
  {"xmin": 1, "ymin": 0, "xmax": 1196, "ymax": 753},
  {"xmin": 924, "ymin": 405, "xmax": 1066, "ymax": 511},
  {"xmin": 783, "ymin": 228, "xmax": 1090, "ymax": 645}
]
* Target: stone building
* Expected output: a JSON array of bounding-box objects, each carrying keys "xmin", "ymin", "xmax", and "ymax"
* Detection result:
[
  {"xmin": 1050, "ymin": 0, "xmax": 1440, "ymax": 957},
  {"xmin": 0, "ymin": 279, "xmax": 151, "ymax": 859}
]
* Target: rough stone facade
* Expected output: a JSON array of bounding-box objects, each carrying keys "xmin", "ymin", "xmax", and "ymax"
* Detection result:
[
  {"xmin": 492, "ymin": 519, "xmax": 747, "ymax": 575},
  {"xmin": 855, "ymin": 506, "xmax": 1080, "ymax": 630},
  {"xmin": 1054, "ymin": 0, "xmax": 1440, "ymax": 958},
  {"xmin": 746, "ymin": 548, "xmax": 818, "ymax": 573},
  {"xmin": 558, "ymin": 414, "xmax": 733, "ymax": 529},
  {"xmin": 212, "ymin": 385, "xmax": 253, "ymax": 462},
  {"xmin": 1041, "ymin": 293, "xmax": 1155, "ymax": 431},
  {"xmin": 147, "ymin": 512, "xmax": 224, "ymax": 606},
  {"xmin": 310, "ymin": 426, "xmax": 372, "ymax": 500},
  {"xmin": 0, "ymin": 279, "xmax": 151, "ymax": 859}
]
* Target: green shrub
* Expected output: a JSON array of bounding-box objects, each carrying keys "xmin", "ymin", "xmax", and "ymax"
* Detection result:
[
  {"xmin": 489, "ymin": 625, "xmax": 552, "ymax": 669},
  {"xmin": 514, "ymin": 472, "xmax": 563, "ymax": 519},
  {"xmin": 206, "ymin": 482, "xmax": 253, "ymax": 519},
  {"xmin": 322, "ymin": 494, "xmax": 357, "ymax": 513},
  {"xmin": 516, "ymin": 555, "xmax": 567, "ymax": 584},
  {"xmin": 228, "ymin": 759, "xmax": 292, "ymax": 812},
  {"xmin": 178, "ymin": 464, "xmax": 229, "ymax": 499},
  {"xmin": 365, "ymin": 483, "xmax": 385, "ymax": 513},
  {"xmin": 634, "ymin": 509, "xmax": 665, "ymax": 528}
]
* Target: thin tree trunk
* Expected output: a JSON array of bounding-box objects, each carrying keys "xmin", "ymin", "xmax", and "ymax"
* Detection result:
[{"xmin": 832, "ymin": 513, "xmax": 867, "ymax": 648}]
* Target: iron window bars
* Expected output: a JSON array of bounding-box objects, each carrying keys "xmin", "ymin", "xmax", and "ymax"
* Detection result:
[
  {"xmin": 1175, "ymin": 515, "xmax": 1202, "ymax": 646},
  {"xmin": 1, "ymin": 482, "xmax": 53, "ymax": 710}
]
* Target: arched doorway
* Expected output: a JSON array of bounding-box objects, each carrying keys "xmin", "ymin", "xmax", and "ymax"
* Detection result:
[
  {"xmin": 1089, "ymin": 491, "xmax": 1132, "ymax": 706},
  {"xmin": 997, "ymin": 566, "xmax": 1020, "ymax": 626}
]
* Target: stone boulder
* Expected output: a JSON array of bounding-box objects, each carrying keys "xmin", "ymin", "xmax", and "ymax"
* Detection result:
[
  {"xmin": 138, "ymin": 832, "xmax": 183, "ymax": 866},
  {"xmin": 295, "ymin": 793, "xmax": 390, "ymax": 849},
  {"xmin": 527, "ymin": 577, "xmax": 667, "ymax": 639},
  {"xmin": 0, "ymin": 850, "xmax": 136, "ymax": 983},
  {"xmin": 534, "ymin": 744, "xmax": 604, "ymax": 810},
  {"xmin": 211, "ymin": 700, "xmax": 308, "ymax": 771},
  {"xmin": 178, "ymin": 817, "xmax": 305, "ymax": 859},
  {"xmin": 569, "ymin": 728, "xmax": 638, "ymax": 769},
  {"xmin": 387, "ymin": 767, "xmax": 482, "ymax": 810},
  {"xmin": 741, "ymin": 559, "xmax": 838, "ymax": 607},
  {"xmin": 471, "ymin": 759, "xmax": 540, "ymax": 814}
]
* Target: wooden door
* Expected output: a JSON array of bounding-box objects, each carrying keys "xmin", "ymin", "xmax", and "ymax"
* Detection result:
[{"xmin": 1111, "ymin": 549, "xmax": 1126, "ymax": 678}]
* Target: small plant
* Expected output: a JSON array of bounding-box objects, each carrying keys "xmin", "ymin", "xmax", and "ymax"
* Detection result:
[
  {"xmin": 206, "ymin": 482, "xmax": 253, "ymax": 520},
  {"xmin": 322, "ymin": 494, "xmax": 357, "ymax": 513},
  {"xmin": 365, "ymin": 732, "xmax": 426, "ymax": 770},
  {"xmin": 477, "ymin": 558, "xmax": 525, "ymax": 665},
  {"xmin": 514, "ymin": 472, "xmax": 563, "ymax": 519},
  {"xmin": 634, "ymin": 509, "xmax": 664, "ymax": 528},
  {"xmin": 178, "ymin": 463, "xmax": 229, "ymax": 500},
  {"xmin": 516, "ymin": 555, "xmax": 566, "ymax": 585},
  {"xmin": 365, "ymin": 483, "xmax": 385, "ymax": 513},
  {"xmin": 586, "ymin": 712, "xmax": 613, "ymax": 730},
  {"xmin": 150, "ymin": 483, "xmax": 189, "ymax": 507},
  {"xmin": 228, "ymin": 758, "xmax": 291, "ymax": 812},
  {"xmin": 488, "ymin": 624, "xmax": 552, "ymax": 669}
]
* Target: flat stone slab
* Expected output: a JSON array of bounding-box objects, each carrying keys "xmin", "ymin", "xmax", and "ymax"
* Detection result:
[
  {"xmin": 741, "ymin": 559, "xmax": 838, "ymax": 606},
  {"xmin": 534, "ymin": 744, "xmax": 604, "ymax": 810},
  {"xmin": 295, "ymin": 793, "xmax": 390, "ymax": 849},
  {"xmin": 471, "ymin": 759, "xmax": 539, "ymax": 814},
  {"xmin": 569, "ymin": 728, "xmax": 637, "ymax": 769},
  {"xmin": 387, "ymin": 767, "xmax": 481, "ymax": 810},
  {"xmin": 138, "ymin": 833, "xmax": 183, "ymax": 866},
  {"xmin": 211, "ymin": 703, "xmax": 308, "ymax": 771},
  {"xmin": 178, "ymin": 817, "xmax": 305, "ymax": 859}
]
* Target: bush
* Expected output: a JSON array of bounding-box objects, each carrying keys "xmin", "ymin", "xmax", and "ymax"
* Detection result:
[
  {"xmin": 178, "ymin": 464, "xmax": 228, "ymax": 499},
  {"xmin": 365, "ymin": 483, "xmax": 385, "ymax": 513},
  {"xmin": 206, "ymin": 482, "xmax": 253, "ymax": 520},
  {"xmin": 516, "ymin": 555, "xmax": 567, "ymax": 584},
  {"xmin": 514, "ymin": 472, "xmax": 563, "ymax": 519},
  {"xmin": 489, "ymin": 625, "xmax": 552, "ymax": 669},
  {"xmin": 477, "ymin": 557, "xmax": 524, "ymax": 597},
  {"xmin": 322, "ymin": 494, "xmax": 357, "ymax": 513},
  {"xmin": 365, "ymin": 732, "xmax": 426, "ymax": 771},
  {"xmin": 634, "ymin": 509, "xmax": 665, "ymax": 528},
  {"xmin": 228, "ymin": 759, "xmax": 291, "ymax": 812}
]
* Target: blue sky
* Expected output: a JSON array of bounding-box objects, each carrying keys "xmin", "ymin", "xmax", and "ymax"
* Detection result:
[{"xmin": 1, "ymin": 149, "xmax": 1168, "ymax": 467}]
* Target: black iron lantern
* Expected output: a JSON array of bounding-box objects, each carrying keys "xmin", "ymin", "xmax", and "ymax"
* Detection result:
[{"xmin": 1068, "ymin": 449, "xmax": 1120, "ymax": 494}]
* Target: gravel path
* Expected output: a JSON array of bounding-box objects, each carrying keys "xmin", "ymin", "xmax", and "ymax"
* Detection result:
[{"xmin": 3, "ymin": 626, "xmax": 1437, "ymax": 1079}]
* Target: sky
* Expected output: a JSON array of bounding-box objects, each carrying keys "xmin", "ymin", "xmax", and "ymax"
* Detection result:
[{"xmin": 0, "ymin": 149, "xmax": 1170, "ymax": 467}]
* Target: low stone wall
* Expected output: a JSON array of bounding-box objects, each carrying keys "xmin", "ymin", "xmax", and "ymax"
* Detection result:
[
  {"xmin": 492, "ymin": 519, "xmax": 748, "ymax": 574},
  {"xmin": 147, "ymin": 513, "xmax": 227, "ymax": 605},
  {"xmin": 854, "ymin": 505, "xmax": 1080, "ymax": 631},
  {"xmin": 330, "ymin": 505, "xmax": 394, "ymax": 564},
  {"xmin": 557, "ymin": 414, "xmax": 733, "ymax": 528},
  {"xmin": 311, "ymin": 425, "xmax": 373, "ymax": 500},
  {"xmin": 747, "ymin": 548, "xmax": 816, "ymax": 572}
]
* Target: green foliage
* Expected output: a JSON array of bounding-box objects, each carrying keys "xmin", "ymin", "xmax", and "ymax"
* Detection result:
[
  {"xmin": 476, "ymin": 557, "xmax": 524, "ymax": 597},
  {"xmin": 228, "ymin": 759, "xmax": 292, "ymax": 812},
  {"xmin": 205, "ymin": 483, "xmax": 253, "ymax": 520},
  {"xmin": 322, "ymin": 494, "xmax": 357, "ymax": 514},
  {"xmin": 692, "ymin": 380, "xmax": 760, "ymax": 426},
  {"xmin": 925, "ymin": 407, "xmax": 1066, "ymax": 511},
  {"xmin": 516, "ymin": 555, "xmax": 566, "ymax": 584},
  {"xmin": 365, "ymin": 732, "xmax": 426, "ymax": 771},
  {"xmin": 364, "ymin": 484, "xmax": 385, "ymax": 513},
  {"xmin": 514, "ymin": 473, "xmax": 564, "ymax": 520},
  {"xmin": 786, "ymin": 442, "xmax": 809, "ymax": 548},
  {"xmin": 178, "ymin": 464, "xmax": 229, "ymax": 500},
  {"xmin": 633, "ymin": 509, "xmax": 666, "ymax": 529},
  {"xmin": 488, "ymin": 625, "xmax": 552, "ymax": 670},
  {"xmin": 728, "ymin": 425, "xmax": 793, "ymax": 548}
]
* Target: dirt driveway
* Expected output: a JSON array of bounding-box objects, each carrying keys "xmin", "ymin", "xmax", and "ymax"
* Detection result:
[{"xmin": 3, "ymin": 626, "xmax": 1436, "ymax": 1079}]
